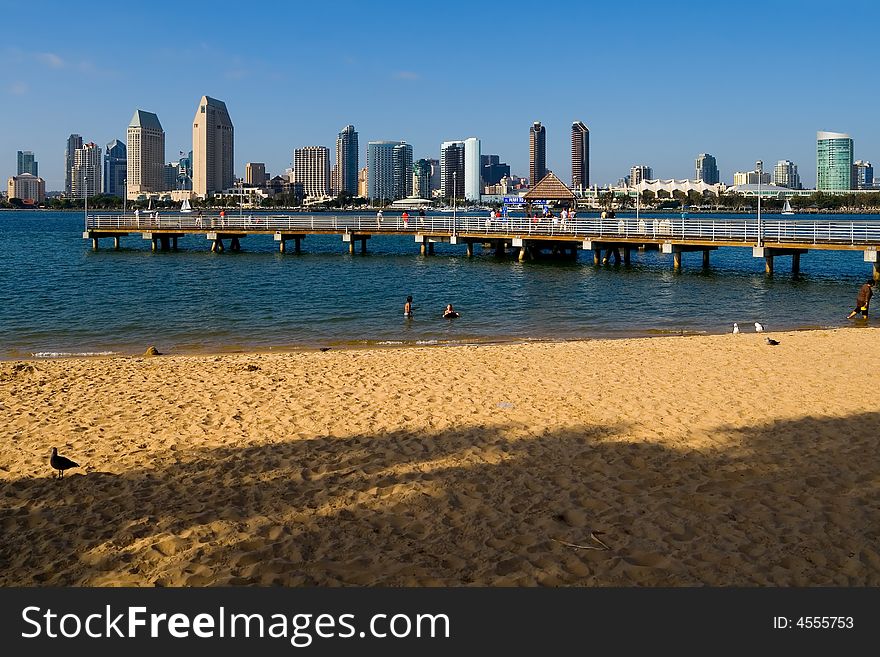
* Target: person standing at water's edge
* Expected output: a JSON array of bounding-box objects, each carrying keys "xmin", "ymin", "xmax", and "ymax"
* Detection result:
[
  {"xmin": 404, "ymin": 295, "xmax": 414, "ymax": 318},
  {"xmin": 847, "ymin": 280, "xmax": 875, "ymax": 319}
]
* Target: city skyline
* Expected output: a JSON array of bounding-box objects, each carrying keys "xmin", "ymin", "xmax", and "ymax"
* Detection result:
[{"xmin": 1, "ymin": 2, "xmax": 878, "ymax": 191}]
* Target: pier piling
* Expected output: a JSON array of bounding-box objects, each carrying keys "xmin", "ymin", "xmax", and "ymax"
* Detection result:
[{"xmin": 702, "ymin": 250, "xmax": 710, "ymax": 268}]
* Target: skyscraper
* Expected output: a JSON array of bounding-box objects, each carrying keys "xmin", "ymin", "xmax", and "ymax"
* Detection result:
[
  {"xmin": 392, "ymin": 143, "xmax": 413, "ymax": 199},
  {"xmin": 853, "ymin": 160, "xmax": 874, "ymax": 190},
  {"xmin": 335, "ymin": 124, "xmax": 359, "ymax": 197},
  {"xmin": 293, "ymin": 147, "xmax": 331, "ymax": 199},
  {"xmin": 413, "ymin": 159, "xmax": 432, "ymax": 199},
  {"xmin": 773, "ymin": 160, "xmax": 801, "ymax": 189},
  {"xmin": 65, "ymin": 134, "xmax": 82, "ymax": 196},
  {"xmin": 245, "ymin": 162, "xmax": 267, "ymax": 187},
  {"xmin": 817, "ymin": 131, "xmax": 853, "ymax": 191},
  {"xmin": 440, "ymin": 141, "xmax": 465, "ymax": 199},
  {"xmin": 367, "ymin": 141, "xmax": 410, "ymax": 201},
  {"xmin": 126, "ymin": 110, "xmax": 165, "ymax": 197},
  {"xmin": 481, "ymin": 155, "xmax": 510, "ymax": 187},
  {"xmin": 17, "ymin": 151, "xmax": 38, "ymax": 177},
  {"xmin": 529, "ymin": 121, "xmax": 546, "ymax": 186},
  {"xmin": 71, "ymin": 142, "xmax": 102, "ymax": 198},
  {"xmin": 103, "ymin": 139, "xmax": 127, "ymax": 197},
  {"xmin": 193, "ymin": 96, "xmax": 234, "ymax": 197},
  {"xmin": 571, "ymin": 121, "xmax": 589, "ymax": 190},
  {"xmin": 463, "ymin": 137, "xmax": 481, "ymax": 201},
  {"xmin": 695, "ymin": 153, "xmax": 719, "ymax": 184},
  {"xmin": 630, "ymin": 165, "xmax": 653, "ymax": 185},
  {"xmin": 7, "ymin": 173, "xmax": 46, "ymax": 203}
]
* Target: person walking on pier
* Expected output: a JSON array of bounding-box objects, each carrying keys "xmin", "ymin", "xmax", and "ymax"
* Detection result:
[
  {"xmin": 376, "ymin": 209, "xmax": 383, "ymax": 229},
  {"xmin": 847, "ymin": 279, "xmax": 875, "ymax": 319}
]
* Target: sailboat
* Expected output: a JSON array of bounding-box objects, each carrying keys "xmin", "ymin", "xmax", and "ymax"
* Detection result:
[
  {"xmin": 180, "ymin": 198, "xmax": 193, "ymax": 213},
  {"xmin": 781, "ymin": 198, "xmax": 794, "ymax": 215}
]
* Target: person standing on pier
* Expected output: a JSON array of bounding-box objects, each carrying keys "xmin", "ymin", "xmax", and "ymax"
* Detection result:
[
  {"xmin": 376, "ymin": 209, "xmax": 383, "ymax": 229},
  {"xmin": 847, "ymin": 279, "xmax": 875, "ymax": 319}
]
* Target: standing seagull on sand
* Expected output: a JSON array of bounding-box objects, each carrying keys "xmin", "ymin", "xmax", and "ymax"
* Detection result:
[
  {"xmin": 733, "ymin": 323, "xmax": 740, "ymax": 334},
  {"xmin": 755, "ymin": 322, "xmax": 765, "ymax": 332},
  {"xmin": 50, "ymin": 447, "xmax": 79, "ymax": 478}
]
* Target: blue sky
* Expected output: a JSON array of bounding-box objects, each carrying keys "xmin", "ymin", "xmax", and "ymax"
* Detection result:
[{"xmin": 2, "ymin": 0, "xmax": 877, "ymax": 190}]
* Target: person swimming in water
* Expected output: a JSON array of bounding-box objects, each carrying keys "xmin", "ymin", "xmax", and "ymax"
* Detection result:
[
  {"xmin": 443, "ymin": 304, "xmax": 460, "ymax": 319},
  {"xmin": 404, "ymin": 295, "xmax": 414, "ymax": 317}
]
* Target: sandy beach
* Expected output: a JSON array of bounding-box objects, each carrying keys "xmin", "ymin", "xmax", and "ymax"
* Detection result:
[{"xmin": 2, "ymin": 328, "xmax": 879, "ymax": 586}]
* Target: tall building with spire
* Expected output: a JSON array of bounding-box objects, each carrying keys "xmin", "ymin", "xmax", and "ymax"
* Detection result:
[
  {"xmin": 335, "ymin": 124, "xmax": 358, "ymax": 197},
  {"xmin": 571, "ymin": 121, "xmax": 589, "ymax": 191},
  {"xmin": 126, "ymin": 110, "xmax": 165, "ymax": 198},
  {"xmin": 192, "ymin": 96, "xmax": 234, "ymax": 197},
  {"xmin": 65, "ymin": 134, "xmax": 82, "ymax": 196},
  {"xmin": 529, "ymin": 121, "xmax": 546, "ymax": 186}
]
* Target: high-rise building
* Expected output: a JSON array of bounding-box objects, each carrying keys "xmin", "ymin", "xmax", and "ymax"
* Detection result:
[
  {"xmin": 293, "ymin": 146, "xmax": 331, "ymax": 199},
  {"xmin": 65, "ymin": 134, "xmax": 82, "ymax": 196},
  {"xmin": 853, "ymin": 160, "xmax": 873, "ymax": 190},
  {"xmin": 392, "ymin": 143, "xmax": 413, "ymax": 199},
  {"xmin": 126, "ymin": 110, "xmax": 165, "ymax": 197},
  {"xmin": 71, "ymin": 142, "xmax": 102, "ymax": 198},
  {"xmin": 358, "ymin": 166, "xmax": 368, "ymax": 198},
  {"xmin": 245, "ymin": 162, "xmax": 267, "ymax": 187},
  {"xmin": 463, "ymin": 137, "xmax": 481, "ymax": 201},
  {"xmin": 367, "ymin": 141, "xmax": 410, "ymax": 201},
  {"xmin": 529, "ymin": 121, "xmax": 546, "ymax": 186},
  {"xmin": 630, "ymin": 165, "xmax": 653, "ymax": 185},
  {"xmin": 192, "ymin": 96, "xmax": 234, "ymax": 197},
  {"xmin": 440, "ymin": 141, "xmax": 465, "ymax": 199},
  {"xmin": 103, "ymin": 139, "xmax": 127, "ymax": 197},
  {"xmin": 695, "ymin": 153, "xmax": 719, "ymax": 184},
  {"xmin": 17, "ymin": 151, "xmax": 38, "ymax": 177},
  {"xmin": 335, "ymin": 124, "xmax": 358, "ymax": 197},
  {"xmin": 481, "ymin": 155, "xmax": 510, "ymax": 187},
  {"xmin": 817, "ymin": 131, "xmax": 853, "ymax": 191},
  {"xmin": 413, "ymin": 159, "xmax": 432, "ymax": 199},
  {"xmin": 427, "ymin": 159, "xmax": 441, "ymax": 193},
  {"xmin": 571, "ymin": 121, "xmax": 589, "ymax": 190},
  {"xmin": 773, "ymin": 160, "xmax": 801, "ymax": 189},
  {"xmin": 7, "ymin": 173, "xmax": 46, "ymax": 203}
]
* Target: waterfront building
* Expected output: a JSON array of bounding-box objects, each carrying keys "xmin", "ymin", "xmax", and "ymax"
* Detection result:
[
  {"xmin": 853, "ymin": 160, "xmax": 873, "ymax": 190},
  {"xmin": 733, "ymin": 161, "xmax": 770, "ymax": 186},
  {"xmin": 440, "ymin": 141, "xmax": 465, "ymax": 199},
  {"xmin": 817, "ymin": 131, "xmax": 853, "ymax": 191},
  {"xmin": 293, "ymin": 146, "xmax": 331, "ymax": 199},
  {"xmin": 71, "ymin": 142, "xmax": 102, "ymax": 198},
  {"xmin": 367, "ymin": 141, "xmax": 411, "ymax": 201},
  {"xmin": 413, "ymin": 159, "xmax": 432, "ymax": 199},
  {"xmin": 772, "ymin": 160, "xmax": 801, "ymax": 189},
  {"xmin": 103, "ymin": 139, "xmax": 126, "ymax": 197},
  {"xmin": 481, "ymin": 155, "xmax": 510, "ymax": 187},
  {"xmin": 7, "ymin": 173, "xmax": 46, "ymax": 203},
  {"xmin": 358, "ymin": 166, "xmax": 368, "ymax": 198},
  {"xmin": 571, "ymin": 121, "xmax": 590, "ymax": 190},
  {"xmin": 695, "ymin": 153, "xmax": 719, "ymax": 184},
  {"xmin": 463, "ymin": 137, "xmax": 481, "ymax": 201},
  {"xmin": 65, "ymin": 134, "xmax": 82, "ymax": 196},
  {"xmin": 392, "ymin": 143, "xmax": 413, "ymax": 200},
  {"xmin": 529, "ymin": 121, "xmax": 547, "ymax": 186},
  {"xmin": 126, "ymin": 110, "xmax": 165, "ymax": 198},
  {"xmin": 245, "ymin": 162, "xmax": 267, "ymax": 187},
  {"xmin": 427, "ymin": 158, "xmax": 441, "ymax": 193},
  {"xmin": 17, "ymin": 150, "xmax": 38, "ymax": 177},
  {"xmin": 630, "ymin": 165, "xmax": 653, "ymax": 185},
  {"xmin": 192, "ymin": 96, "xmax": 234, "ymax": 197},
  {"xmin": 335, "ymin": 124, "xmax": 359, "ymax": 197}
]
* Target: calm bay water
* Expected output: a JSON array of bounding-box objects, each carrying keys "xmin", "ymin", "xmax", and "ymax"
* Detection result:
[{"xmin": 0, "ymin": 210, "xmax": 875, "ymax": 358}]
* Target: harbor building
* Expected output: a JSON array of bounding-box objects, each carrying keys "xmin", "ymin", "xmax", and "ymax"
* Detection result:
[
  {"xmin": 103, "ymin": 139, "xmax": 126, "ymax": 197},
  {"xmin": 293, "ymin": 146, "xmax": 331, "ymax": 199},
  {"xmin": 695, "ymin": 153, "xmax": 719, "ymax": 184},
  {"xmin": 817, "ymin": 131, "xmax": 853, "ymax": 191},
  {"xmin": 367, "ymin": 141, "xmax": 411, "ymax": 201},
  {"xmin": 192, "ymin": 96, "xmax": 234, "ymax": 198},
  {"xmin": 17, "ymin": 150, "xmax": 38, "ymax": 177},
  {"xmin": 853, "ymin": 160, "xmax": 873, "ymax": 190},
  {"xmin": 245, "ymin": 162, "xmax": 267, "ymax": 187},
  {"xmin": 630, "ymin": 165, "xmax": 653, "ymax": 185},
  {"xmin": 65, "ymin": 134, "xmax": 82, "ymax": 196},
  {"xmin": 126, "ymin": 110, "xmax": 165, "ymax": 198},
  {"xmin": 773, "ymin": 160, "xmax": 801, "ymax": 189},
  {"xmin": 7, "ymin": 173, "xmax": 46, "ymax": 203},
  {"xmin": 335, "ymin": 125, "xmax": 359, "ymax": 197},
  {"xmin": 440, "ymin": 141, "xmax": 465, "ymax": 199},
  {"xmin": 392, "ymin": 143, "xmax": 413, "ymax": 200},
  {"xmin": 72, "ymin": 142, "xmax": 102, "ymax": 198}
]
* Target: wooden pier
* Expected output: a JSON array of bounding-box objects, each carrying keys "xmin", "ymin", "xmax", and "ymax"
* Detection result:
[{"xmin": 84, "ymin": 213, "xmax": 880, "ymax": 279}]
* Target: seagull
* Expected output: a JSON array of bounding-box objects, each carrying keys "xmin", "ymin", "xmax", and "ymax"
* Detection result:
[
  {"xmin": 319, "ymin": 347, "xmax": 331, "ymax": 352},
  {"xmin": 732, "ymin": 323, "xmax": 740, "ymax": 334},
  {"xmin": 755, "ymin": 322, "xmax": 765, "ymax": 332},
  {"xmin": 50, "ymin": 447, "xmax": 79, "ymax": 478},
  {"xmin": 766, "ymin": 338, "xmax": 780, "ymax": 346}
]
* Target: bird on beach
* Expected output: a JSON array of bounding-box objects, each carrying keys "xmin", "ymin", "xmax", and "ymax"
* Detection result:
[
  {"xmin": 766, "ymin": 338, "xmax": 780, "ymax": 346},
  {"xmin": 755, "ymin": 322, "xmax": 765, "ymax": 332},
  {"xmin": 50, "ymin": 447, "xmax": 79, "ymax": 478},
  {"xmin": 319, "ymin": 347, "xmax": 331, "ymax": 352},
  {"xmin": 732, "ymin": 323, "xmax": 740, "ymax": 334}
]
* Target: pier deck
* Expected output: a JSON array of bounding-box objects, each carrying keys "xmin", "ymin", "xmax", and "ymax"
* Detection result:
[{"xmin": 84, "ymin": 213, "xmax": 880, "ymax": 277}]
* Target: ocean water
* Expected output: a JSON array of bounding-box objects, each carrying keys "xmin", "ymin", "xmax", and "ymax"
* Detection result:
[{"xmin": 0, "ymin": 210, "xmax": 875, "ymax": 358}]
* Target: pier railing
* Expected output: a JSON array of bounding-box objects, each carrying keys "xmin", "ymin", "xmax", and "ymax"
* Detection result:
[{"xmin": 85, "ymin": 214, "xmax": 880, "ymax": 246}]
